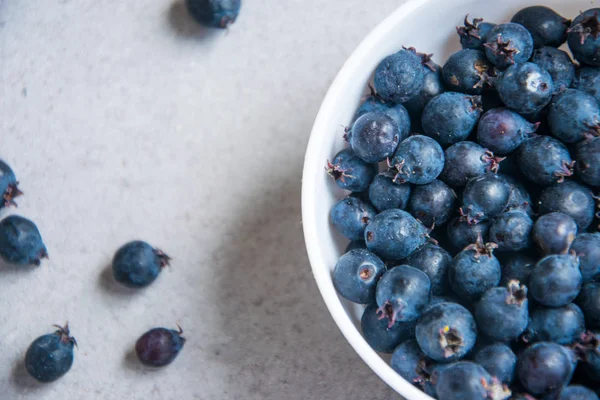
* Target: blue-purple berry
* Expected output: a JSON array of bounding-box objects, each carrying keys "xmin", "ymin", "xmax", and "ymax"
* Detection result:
[
  {"xmin": 364, "ymin": 209, "xmax": 429, "ymax": 260},
  {"xmin": 389, "ymin": 135, "xmax": 445, "ymax": 185},
  {"xmin": 330, "ymin": 196, "xmax": 376, "ymax": 241},
  {"xmin": 442, "ymin": 50, "xmax": 494, "ymax": 95},
  {"xmin": 374, "ymin": 49, "xmax": 426, "ymax": 103},
  {"xmin": 497, "ymin": 62, "xmax": 554, "ymax": 114},
  {"xmin": 326, "ymin": 148, "xmax": 377, "ymax": 192},
  {"xmin": 477, "ymin": 108, "xmax": 538, "ymax": 155},
  {"xmin": 361, "ymin": 304, "xmax": 416, "ymax": 353},
  {"xmin": 475, "ymin": 280, "xmax": 529, "ymax": 341},
  {"xmin": 405, "ymin": 243, "xmax": 452, "ymax": 296},
  {"xmin": 517, "ymin": 135, "xmax": 574, "ymax": 186},
  {"xmin": 484, "ymin": 23, "xmax": 534, "ymax": 69},
  {"xmin": 368, "ymin": 173, "xmax": 411, "ymax": 212},
  {"xmin": 333, "ymin": 249, "xmax": 386, "ymax": 304},
  {"xmin": 511, "ymin": 6, "xmax": 570, "ymax": 48},
  {"xmin": 530, "ymin": 254, "xmax": 582, "ymax": 307}
]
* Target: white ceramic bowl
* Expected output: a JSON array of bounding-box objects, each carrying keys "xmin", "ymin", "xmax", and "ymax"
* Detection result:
[{"xmin": 301, "ymin": 0, "xmax": 591, "ymax": 398}]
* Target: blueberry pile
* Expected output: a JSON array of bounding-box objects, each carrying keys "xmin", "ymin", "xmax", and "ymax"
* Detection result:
[{"xmin": 328, "ymin": 6, "xmax": 600, "ymax": 400}]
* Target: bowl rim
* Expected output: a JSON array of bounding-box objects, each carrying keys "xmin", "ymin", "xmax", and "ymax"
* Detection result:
[{"xmin": 301, "ymin": 0, "xmax": 435, "ymax": 398}]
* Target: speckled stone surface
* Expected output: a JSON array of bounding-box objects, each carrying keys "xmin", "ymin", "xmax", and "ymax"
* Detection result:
[{"xmin": 0, "ymin": 0, "xmax": 405, "ymax": 399}]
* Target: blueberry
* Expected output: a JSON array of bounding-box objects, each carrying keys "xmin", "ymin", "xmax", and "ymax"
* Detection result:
[
  {"xmin": 573, "ymin": 67, "xmax": 600, "ymax": 103},
  {"xmin": 404, "ymin": 62, "xmax": 446, "ymax": 119},
  {"xmin": 474, "ymin": 343, "xmax": 517, "ymax": 384},
  {"xmin": 489, "ymin": 210, "xmax": 533, "ymax": 252},
  {"xmin": 326, "ymin": 148, "xmax": 377, "ymax": 192},
  {"xmin": 485, "ymin": 23, "xmax": 534, "ymax": 69},
  {"xmin": 0, "ymin": 159, "xmax": 22, "ymax": 209},
  {"xmin": 419, "ymin": 362, "xmax": 453, "ymax": 398},
  {"xmin": 501, "ymin": 174, "xmax": 533, "ymax": 216},
  {"xmin": 531, "ymin": 47, "xmax": 575, "ymax": 92},
  {"xmin": 330, "ymin": 196, "xmax": 376, "ymax": 241},
  {"xmin": 436, "ymin": 362, "xmax": 509, "ymax": 400},
  {"xmin": 446, "ymin": 217, "xmax": 490, "ymax": 251},
  {"xmin": 548, "ymin": 89, "xmax": 600, "ymax": 144},
  {"xmin": 448, "ymin": 234, "xmax": 501, "ymax": 302},
  {"xmin": 568, "ymin": 9, "xmax": 600, "ymax": 66},
  {"xmin": 186, "ymin": 0, "xmax": 240, "ymax": 28},
  {"xmin": 522, "ymin": 303, "xmax": 586, "ymax": 345},
  {"xmin": 440, "ymin": 141, "xmax": 503, "ymax": 188},
  {"xmin": 364, "ymin": 209, "xmax": 428, "ymax": 260},
  {"xmin": 498, "ymin": 251, "xmax": 536, "ymax": 286},
  {"xmin": 367, "ymin": 173, "xmax": 411, "ymax": 212},
  {"xmin": 530, "ymin": 254, "xmax": 582, "ymax": 307},
  {"xmin": 558, "ymin": 385, "xmax": 599, "ymax": 400},
  {"xmin": 497, "ymin": 63, "xmax": 554, "ymax": 114},
  {"xmin": 577, "ymin": 283, "xmax": 600, "ymax": 329},
  {"xmin": 421, "ymin": 92, "xmax": 482, "ymax": 146},
  {"xmin": 348, "ymin": 112, "xmax": 401, "ymax": 163},
  {"xmin": 361, "ymin": 304, "xmax": 415, "ymax": 353},
  {"xmin": 571, "ymin": 233, "xmax": 600, "ymax": 283},
  {"xmin": 517, "ymin": 136, "xmax": 574, "ymax": 186},
  {"xmin": 533, "ymin": 212, "xmax": 578, "ymax": 255},
  {"xmin": 407, "ymin": 179, "xmax": 456, "ymax": 227},
  {"xmin": 475, "ymin": 280, "xmax": 529, "ymax": 341},
  {"xmin": 0, "ymin": 215, "xmax": 47, "ymax": 266},
  {"xmin": 112, "ymin": 240, "xmax": 170, "ymax": 288},
  {"xmin": 476, "ymin": 108, "xmax": 538, "ymax": 155},
  {"xmin": 375, "ymin": 265, "xmax": 431, "ymax": 326},
  {"xmin": 415, "ymin": 302, "xmax": 476, "ymax": 362},
  {"xmin": 135, "ymin": 326, "xmax": 185, "ymax": 367},
  {"xmin": 517, "ymin": 342, "xmax": 575, "ymax": 396},
  {"xmin": 405, "ymin": 243, "xmax": 452, "ymax": 296},
  {"xmin": 538, "ymin": 181, "xmax": 596, "ymax": 230},
  {"xmin": 333, "ymin": 249, "xmax": 386, "ymax": 304},
  {"xmin": 456, "ymin": 16, "xmax": 496, "ymax": 51},
  {"xmin": 389, "ymin": 135, "xmax": 445, "ymax": 185},
  {"xmin": 25, "ymin": 323, "xmax": 76, "ymax": 383},
  {"xmin": 574, "ymin": 332, "xmax": 600, "ymax": 380},
  {"xmin": 511, "ymin": 6, "xmax": 570, "ymax": 48},
  {"xmin": 575, "ymin": 137, "xmax": 600, "ymax": 187},
  {"xmin": 354, "ymin": 99, "xmax": 411, "ymax": 143},
  {"xmin": 461, "ymin": 173, "xmax": 511, "ymax": 223},
  {"xmin": 374, "ymin": 49, "xmax": 425, "ymax": 104},
  {"xmin": 442, "ymin": 50, "xmax": 494, "ymax": 95},
  {"xmin": 390, "ymin": 339, "xmax": 427, "ymax": 383}
]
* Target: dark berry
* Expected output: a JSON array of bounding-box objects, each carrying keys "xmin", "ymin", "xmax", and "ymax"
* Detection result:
[
  {"xmin": 361, "ymin": 304, "xmax": 415, "ymax": 353},
  {"xmin": 0, "ymin": 215, "xmax": 47, "ymax": 266},
  {"xmin": 530, "ymin": 254, "xmax": 582, "ymax": 307},
  {"xmin": 367, "ymin": 173, "xmax": 411, "ymax": 212},
  {"xmin": 442, "ymin": 50, "xmax": 494, "ymax": 95},
  {"xmin": 390, "ymin": 339, "xmax": 427, "ymax": 383},
  {"xmin": 531, "ymin": 47, "xmax": 575, "ymax": 92},
  {"xmin": 332, "ymin": 249, "xmax": 386, "ymax": 304},
  {"xmin": 440, "ymin": 141, "xmax": 503, "ymax": 188},
  {"xmin": 25, "ymin": 323, "xmax": 76, "ymax": 383},
  {"xmin": 408, "ymin": 179, "xmax": 456, "ymax": 227},
  {"xmin": 484, "ymin": 23, "xmax": 534, "ymax": 69},
  {"xmin": 511, "ymin": 6, "xmax": 570, "ymax": 48},
  {"xmin": 476, "ymin": 108, "xmax": 538, "ymax": 155},
  {"xmin": 489, "ymin": 210, "xmax": 533, "ymax": 252},
  {"xmin": 475, "ymin": 280, "xmax": 529, "ymax": 341},
  {"xmin": 135, "ymin": 326, "xmax": 185, "ymax": 367},
  {"xmin": 574, "ymin": 331, "xmax": 600, "ymax": 380},
  {"xmin": 0, "ymin": 160, "xmax": 22, "ymax": 209},
  {"xmin": 186, "ymin": 0, "xmax": 240, "ymax": 28},
  {"xmin": 538, "ymin": 181, "xmax": 596, "ymax": 230},
  {"xmin": 405, "ymin": 243, "xmax": 452, "ymax": 296},
  {"xmin": 498, "ymin": 251, "xmax": 536, "ymax": 286},
  {"xmin": 374, "ymin": 49, "xmax": 425, "ymax": 103},
  {"xmin": 558, "ymin": 385, "xmax": 599, "ymax": 400},
  {"xmin": 457, "ymin": 16, "xmax": 496, "ymax": 51},
  {"xmin": 436, "ymin": 361, "xmax": 510, "ymax": 400},
  {"xmin": 364, "ymin": 209, "xmax": 428, "ymax": 260},
  {"xmin": 570, "ymin": 233, "xmax": 600, "ymax": 283},
  {"xmin": 567, "ymin": 9, "xmax": 600, "ymax": 66},
  {"xmin": 522, "ymin": 303, "xmax": 585, "ymax": 345},
  {"xmin": 330, "ymin": 196, "xmax": 376, "ymax": 241},
  {"xmin": 422, "ymin": 92, "xmax": 482, "ymax": 147},
  {"xmin": 573, "ymin": 67, "xmax": 600, "ymax": 103},
  {"xmin": 446, "ymin": 217, "xmax": 490, "ymax": 251},
  {"xmin": 112, "ymin": 240, "xmax": 170, "ymax": 288},
  {"xmin": 533, "ymin": 212, "xmax": 578, "ymax": 255},
  {"xmin": 389, "ymin": 135, "xmax": 445, "ymax": 185},
  {"xmin": 575, "ymin": 137, "xmax": 600, "ymax": 187},
  {"xmin": 474, "ymin": 343, "xmax": 517, "ymax": 385},
  {"xmin": 497, "ymin": 62, "xmax": 554, "ymax": 114},
  {"xmin": 348, "ymin": 112, "xmax": 401, "ymax": 163},
  {"xmin": 404, "ymin": 62, "xmax": 446, "ymax": 119},
  {"xmin": 517, "ymin": 342, "xmax": 575, "ymax": 396},
  {"xmin": 577, "ymin": 283, "xmax": 600, "ymax": 329},
  {"xmin": 548, "ymin": 89, "xmax": 600, "ymax": 144},
  {"xmin": 517, "ymin": 136, "xmax": 574, "ymax": 186},
  {"xmin": 326, "ymin": 148, "xmax": 377, "ymax": 192},
  {"xmin": 501, "ymin": 174, "xmax": 533, "ymax": 216},
  {"xmin": 354, "ymin": 96, "xmax": 411, "ymax": 142},
  {"xmin": 461, "ymin": 173, "xmax": 511, "ymax": 223}
]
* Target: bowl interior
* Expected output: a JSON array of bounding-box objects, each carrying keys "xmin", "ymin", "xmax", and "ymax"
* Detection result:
[{"xmin": 302, "ymin": 0, "xmax": 593, "ymax": 398}]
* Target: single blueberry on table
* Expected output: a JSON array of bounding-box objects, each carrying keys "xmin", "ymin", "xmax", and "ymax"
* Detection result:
[
  {"xmin": 476, "ymin": 108, "xmax": 538, "ymax": 155},
  {"xmin": 577, "ymin": 283, "xmax": 600, "ymax": 329},
  {"xmin": 364, "ymin": 209, "xmax": 428, "ymax": 260},
  {"xmin": 389, "ymin": 135, "xmax": 445, "ymax": 185},
  {"xmin": 407, "ymin": 179, "xmax": 456, "ymax": 227},
  {"xmin": 538, "ymin": 181, "xmax": 596, "ymax": 230},
  {"xmin": 348, "ymin": 112, "xmax": 400, "ymax": 163},
  {"xmin": 446, "ymin": 217, "xmax": 490, "ymax": 251},
  {"xmin": 517, "ymin": 136, "xmax": 574, "ymax": 186},
  {"xmin": 0, "ymin": 215, "xmax": 47, "ymax": 266},
  {"xmin": 489, "ymin": 209, "xmax": 533, "ymax": 252},
  {"xmin": 367, "ymin": 173, "xmax": 411, "ymax": 212},
  {"xmin": 501, "ymin": 174, "xmax": 533, "ymax": 216},
  {"xmin": 442, "ymin": 50, "xmax": 494, "ymax": 95},
  {"xmin": 326, "ymin": 148, "xmax": 377, "ymax": 193},
  {"xmin": 531, "ymin": 47, "xmax": 575, "ymax": 92},
  {"xmin": 576, "ymin": 137, "xmax": 600, "ymax": 187},
  {"xmin": 497, "ymin": 62, "xmax": 554, "ymax": 114},
  {"xmin": 461, "ymin": 173, "xmax": 511, "ymax": 224},
  {"xmin": 517, "ymin": 342, "xmax": 575, "ymax": 396},
  {"xmin": 484, "ymin": 23, "xmax": 534, "ymax": 69},
  {"xmin": 390, "ymin": 339, "xmax": 427, "ymax": 383},
  {"xmin": 436, "ymin": 362, "xmax": 510, "ymax": 400},
  {"xmin": 574, "ymin": 67, "xmax": 600, "ymax": 103},
  {"xmin": 403, "ymin": 61, "xmax": 446, "ymax": 119},
  {"xmin": 361, "ymin": 303, "xmax": 415, "ymax": 353},
  {"xmin": 567, "ymin": 9, "xmax": 600, "ymax": 66},
  {"xmin": 415, "ymin": 302, "xmax": 477, "ymax": 363},
  {"xmin": 405, "ymin": 243, "xmax": 452, "ymax": 296},
  {"xmin": 558, "ymin": 385, "xmax": 599, "ymax": 400},
  {"xmin": 332, "ymin": 249, "xmax": 386, "ymax": 304},
  {"xmin": 353, "ymin": 97, "xmax": 411, "ymax": 143},
  {"xmin": 533, "ymin": 212, "xmax": 578, "ymax": 255},
  {"xmin": 522, "ymin": 303, "xmax": 585, "ymax": 345},
  {"xmin": 374, "ymin": 49, "xmax": 425, "ymax": 104},
  {"xmin": 548, "ymin": 89, "xmax": 600, "ymax": 144},
  {"xmin": 135, "ymin": 326, "xmax": 185, "ymax": 367},
  {"xmin": 498, "ymin": 251, "xmax": 536, "ymax": 286},
  {"xmin": 112, "ymin": 240, "xmax": 170, "ymax": 288},
  {"xmin": 0, "ymin": 159, "xmax": 22, "ymax": 209},
  {"xmin": 439, "ymin": 141, "xmax": 503, "ymax": 188},
  {"xmin": 571, "ymin": 233, "xmax": 600, "ymax": 283},
  {"xmin": 375, "ymin": 265, "xmax": 431, "ymax": 326},
  {"xmin": 330, "ymin": 196, "xmax": 376, "ymax": 241},
  {"xmin": 186, "ymin": 0, "xmax": 241, "ymax": 28},
  {"xmin": 475, "ymin": 280, "xmax": 529, "ymax": 341},
  {"xmin": 511, "ymin": 6, "xmax": 570, "ymax": 48},
  {"xmin": 474, "ymin": 343, "xmax": 517, "ymax": 385},
  {"xmin": 530, "ymin": 253, "xmax": 582, "ymax": 308},
  {"xmin": 574, "ymin": 332, "xmax": 600, "ymax": 380},
  {"xmin": 422, "ymin": 92, "xmax": 482, "ymax": 146},
  {"xmin": 25, "ymin": 323, "xmax": 76, "ymax": 383},
  {"xmin": 456, "ymin": 16, "xmax": 496, "ymax": 51},
  {"xmin": 448, "ymin": 234, "xmax": 501, "ymax": 302}
]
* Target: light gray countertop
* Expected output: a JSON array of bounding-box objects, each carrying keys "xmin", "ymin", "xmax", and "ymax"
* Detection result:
[{"xmin": 0, "ymin": 1, "xmax": 405, "ymax": 399}]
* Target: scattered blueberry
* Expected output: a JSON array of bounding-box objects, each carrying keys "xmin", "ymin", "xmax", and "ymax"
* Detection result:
[
  {"xmin": 330, "ymin": 196, "xmax": 376, "ymax": 241},
  {"xmin": 522, "ymin": 303, "xmax": 586, "ymax": 345},
  {"xmin": 532, "ymin": 212, "xmax": 578, "ymax": 255},
  {"xmin": 326, "ymin": 148, "xmax": 377, "ymax": 193},
  {"xmin": 348, "ymin": 112, "xmax": 401, "ymax": 163},
  {"xmin": 497, "ymin": 62, "xmax": 554, "ymax": 114},
  {"xmin": 0, "ymin": 215, "xmax": 47, "ymax": 266},
  {"xmin": 475, "ymin": 280, "xmax": 529, "ymax": 341},
  {"xmin": 112, "ymin": 240, "xmax": 170, "ymax": 288},
  {"xmin": 390, "ymin": 339, "xmax": 427, "ymax": 383},
  {"xmin": 135, "ymin": 326, "xmax": 185, "ymax": 367},
  {"xmin": 538, "ymin": 181, "xmax": 596, "ymax": 230},
  {"xmin": 0, "ymin": 159, "xmax": 22, "ymax": 209},
  {"xmin": 446, "ymin": 217, "xmax": 490, "ymax": 251},
  {"xmin": 361, "ymin": 304, "xmax": 416, "ymax": 353},
  {"xmin": 476, "ymin": 108, "xmax": 538, "ymax": 155},
  {"xmin": 517, "ymin": 135, "xmax": 574, "ymax": 186},
  {"xmin": 25, "ymin": 323, "xmax": 76, "ymax": 383},
  {"xmin": 364, "ymin": 209, "xmax": 429, "ymax": 260},
  {"xmin": 474, "ymin": 343, "xmax": 517, "ymax": 384},
  {"xmin": 374, "ymin": 49, "xmax": 426, "ymax": 103},
  {"xmin": 548, "ymin": 89, "xmax": 600, "ymax": 144},
  {"xmin": 332, "ymin": 249, "xmax": 386, "ymax": 304},
  {"xmin": 389, "ymin": 135, "xmax": 445, "ymax": 185},
  {"xmin": 511, "ymin": 6, "xmax": 570, "ymax": 48},
  {"xmin": 442, "ymin": 50, "xmax": 494, "ymax": 95},
  {"xmin": 436, "ymin": 361, "xmax": 510, "ymax": 400},
  {"xmin": 567, "ymin": 9, "xmax": 600, "ymax": 66},
  {"xmin": 405, "ymin": 243, "xmax": 452, "ymax": 296},
  {"xmin": 517, "ymin": 342, "xmax": 575, "ymax": 396},
  {"xmin": 575, "ymin": 136, "xmax": 600, "ymax": 187},
  {"xmin": 529, "ymin": 253, "xmax": 582, "ymax": 307},
  {"xmin": 186, "ymin": 0, "xmax": 241, "ymax": 28},
  {"xmin": 440, "ymin": 141, "xmax": 503, "ymax": 188},
  {"xmin": 531, "ymin": 47, "xmax": 575, "ymax": 92},
  {"xmin": 408, "ymin": 179, "xmax": 456, "ymax": 227},
  {"xmin": 570, "ymin": 233, "xmax": 600, "ymax": 283},
  {"xmin": 457, "ymin": 16, "xmax": 496, "ymax": 51},
  {"xmin": 577, "ymin": 283, "xmax": 600, "ymax": 329},
  {"xmin": 484, "ymin": 23, "xmax": 534, "ymax": 69},
  {"xmin": 461, "ymin": 173, "xmax": 511, "ymax": 223},
  {"xmin": 489, "ymin": 209, "xmax": 533, "ymax": 252},
  {"xmin": 368, "ymin": 173, "xmax": 411, "ymax": 212}
]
